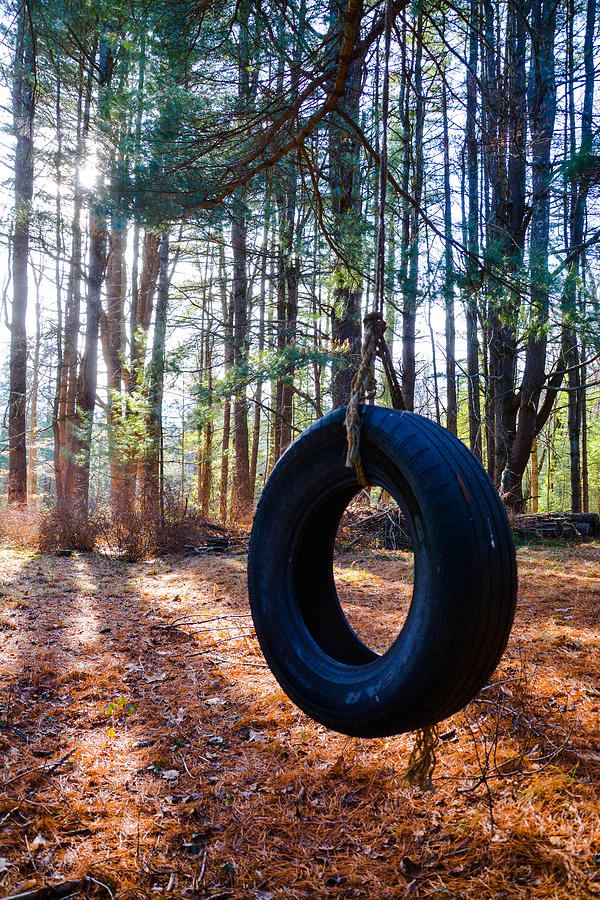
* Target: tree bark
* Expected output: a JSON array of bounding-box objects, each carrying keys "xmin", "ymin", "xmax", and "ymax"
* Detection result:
[
  {"xmin": 441, "ymin": 67, "xmax": 456, "ymax": 434},
  {"xmin": 230, "ymin": 0, "xmax": 253, "ymax": 515},
  {"xmin": 329, "ymin": 0, "xmax": 364, "ymax": 410},
  {"xmin": 70, "ymin": 32, "xmax": 113, "ymax": 517},
  {"xmin": 250, "ymin": 215, "xmax": 269, "ymax": 493},
  {"xmin": 464, "ymin": 0, "xmax": 482, "ymax": 459},
  {"xmin": 401, "ymin": 12, "xmax": 424, "ymax": 411},
  {"xmin": 503, "ymin": 0, "xmax": 557, "ymax": 510},
  {"xmin": 143, "ymin": 231, "xmax": 170, "ymax": 520},
  {"xmin": 101, "ymin": 224, "xmax": 128, "ymax": 515},
  {"xmin": 9, "ymin": 4, "xmax": 35, "ymax": 504},
  {"xmin": 562, "ymin": 0, "xmax": 595, "ymax": 512},
  {"xmin": 27, "ymin": 269, "xmax": 41, "ymax": 499},
  {"xmin": 54, "ymin": 46, "xmax": 95, "ymax": 508},
  {"xmin": 231, "ymin": 203, "xmax": 253, "ymax": 514},
  {"xmin": 218, "ymin": 239, "xmax": 233, "ymax": 522},
  {"xmin": 201, "ymin": 322, "xmax": 213, "ymax": 519}
]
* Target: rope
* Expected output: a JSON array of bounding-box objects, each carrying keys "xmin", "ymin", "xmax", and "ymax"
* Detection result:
[
  {"xmin": 344, "ymin": 1, "xmax": 438, "ymax": 788},
  {"xmin": 345, "ymin": 312, "xmax": 405, "ymax": 485},
  {"xmin": 344, "ymin": 0, "xmax": 403, "ymax": 487},
  {"xmin": 405, "ymin": 724, "xmax": 440, "ymax": 791},
  {"xmin": 375, "ymin": 0, "xmax": 392, "ymax": 317},
  {"xmin": 345, "ymin": 314, "xmax": 386, "ymax": 487}
]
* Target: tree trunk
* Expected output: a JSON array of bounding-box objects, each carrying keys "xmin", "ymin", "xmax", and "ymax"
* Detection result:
[
  {"xmin": 101, "ymin": 225, "xmax": 128, "ymax": 515},
  {"xmin": 250, "ymin": 215, "xmax": 269, "ymax": 493},
  {"xmin": 54, "ymin": 45, "xmax": 95, "ymax": 508},
  {"xmin": 441, "ymin": 66, "xmax": 456, "ymax": 434},
  {"xmin": 70, "ymin": 202, "xmax": 106, "ymax": 517},
  {"xmin": 218, "ymin": 239, "xmax": 233, "ymax": 522},
  {"xmin": 530, "ymin": 439, "xmax": 539, "ymax": 513},
  {"xmin": 562, "ymin": 0, "xmax": 595, "ymax": 512},
  {"xmin": 9, "ymin": 5, "xmax": 35, "ymax": 504},
  {"xmin": 231, "ymin": 203, "xmax": 253, "ymax": 514},
  {"xmin": 329, "ymin": 0, "xmax": 364, "ymax": 410},
  {"xmin": 70, "ymin": 33, "xmax": 113, "ymax": 517},
  {"xmin": 27, "ymin": 270, "xmax": 41, "ymax": 499},
  {"xmin": 401, "ymin": 13, "xmax": 424, "ymax": 411},
  {"xmin": 230, "ymin": 0, "xmax": 253, "ymax": 515},
  {"xmin": 503, "ymin": 0, "xmax": 557, "ymax": 510},
  {"xmin": 143, "ymin": 231, "xmax": 170, "ymax": 520},
  {"xmin": 464, "ymin": 0, "xmax": 482, "ymax": 459},
  {"xmin": 201, "ymin": 324, "xmax": 213, "ymax": 519},
  {"xmin": 581, "ymin": 340, "xmax": 589, "ymax": 512},
  {"xmin": 273, "ymin": 174, "xmax": 299, "ymax": 457},
  {"xmin": 129, "ymin": 31, "xmax": 146, "ymax": 383}
]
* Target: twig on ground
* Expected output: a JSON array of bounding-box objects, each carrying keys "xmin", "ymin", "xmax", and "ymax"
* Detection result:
[
  {"xmin": 178, "ymin": 750, "xmax": 192, "ymax": 777},
  {"xmin": 0, "ymin": 880, "xmax": 82, "ymax": 900},
  {"xmin": 3, "ymin": 750, "xmax": 75, "ymax": 787}
]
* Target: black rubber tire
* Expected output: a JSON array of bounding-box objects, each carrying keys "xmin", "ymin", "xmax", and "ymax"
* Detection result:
[{"xmin": 248, "ymin": 406, "xmax": 517, "ymax": 738}]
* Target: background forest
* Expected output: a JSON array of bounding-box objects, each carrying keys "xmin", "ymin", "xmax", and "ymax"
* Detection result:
[{"xmin": 0, "ymin": 0, "xmax": 599, "ymax": 532}]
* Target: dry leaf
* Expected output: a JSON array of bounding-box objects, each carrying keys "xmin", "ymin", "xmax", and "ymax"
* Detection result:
[{"xmin": 29, "ymin": 835, "xmax": 46, "ymax": 851}]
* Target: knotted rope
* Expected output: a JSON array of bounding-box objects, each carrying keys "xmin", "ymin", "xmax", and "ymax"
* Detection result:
[
  {"xmin": 405, "ymin": 723, "xmax": 440, "ymax": 791},
  {"xmin": 344, "ymin": 0, "xmax": 403, "ymax": 488},
  {"xmin": 342, "ymin": 0, "xmax": 438, "ymax": 790},
  {"xmin": 344, "ymin": 313, "xmax": 388, "ymax": 487}
]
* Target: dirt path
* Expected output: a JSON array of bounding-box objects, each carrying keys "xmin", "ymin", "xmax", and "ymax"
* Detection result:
[{"xmin": 1, "ymin": 544, "xmax": 600, "ymax": 899}]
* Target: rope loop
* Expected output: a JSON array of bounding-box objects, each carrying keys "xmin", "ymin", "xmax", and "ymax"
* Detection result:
[
  {"xmin": 344, "ymin": 312, "xmax": 403, "ymax": 487},
  {"xmin": 344, "ymin": 0, "xmax": 404, "ymax": 487}
]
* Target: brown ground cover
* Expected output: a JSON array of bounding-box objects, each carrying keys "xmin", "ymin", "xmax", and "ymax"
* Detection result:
[{"xmin": 1, "ymin": 541, "xmax": 600, "ymax": 899}]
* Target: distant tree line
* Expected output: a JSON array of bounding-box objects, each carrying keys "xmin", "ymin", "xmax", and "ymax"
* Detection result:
[{"xmin": 1, "ymin": 0, "xmax": 599, "ymax": 524}]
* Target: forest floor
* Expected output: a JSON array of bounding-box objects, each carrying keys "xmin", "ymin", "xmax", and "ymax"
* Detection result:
[{"xmin": 1, "ymin": 541, "xmax": 600, "ymax": 899}]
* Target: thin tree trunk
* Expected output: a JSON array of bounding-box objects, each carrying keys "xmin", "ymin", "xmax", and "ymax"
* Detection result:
[
  {"xmin": 441, "ymin": 66, "xmax": 456, "ymax": 434},
  {"xmin": 27, "ymin": 268, "xmax": 41, "ymax": 499},
  {"xmin": 530, "ymin": 439, "xmax": 539, "ymax": 513},
  {"xmin": 250, "ymin": 214, "xmax": 269, "ymax": 494},
  {"xmin": 70, "ymin": 33, "xmax": 113, "ymax": 517},
  {"xmin": 562, "ymin": 0, "xmax": 595, "ymax": 512},
  {"xmin": 54, "ymin": 47, "xmax": 95, "ymax": 508},
  {"xmin": 464, "ymin": 0, "xmax": 482, "ymax": 459},
  {"xmin": 9, "ymin": 5, "xmax": 35, "ymax": 504},
  {"xmin": 218, "ymin": 240, "xmax": 233, "ymax": 522},
  {"xmin": 401, "ymin": 13, "xmax": 424, "ymax": 411},
  {"xmin": 101, "ymin": 224, "xmax": 128, "ymax": 515},
  {"xmin": 144, "ymin": 230, "xmax": 170, "ymax": 520},
  {"xmin": 71, "ymin": 202, "xmax": 106, "ymax": 517},
  {"xmin": 581, "ymin": 328, "xmax": 589, "ymax": 512},
  {"xmin": 201, "ymin": 327, "xmax": 214, "ymax": 518},
  {"xmin": 329, "ymin": 0, "xmax": 364, "ymax": 410},
  {"xmin": 231, "ymin": 203, "xmax": 252, "ymax": 514},
  {"xmin": 230, "ymin": 0, "xmax": 253, "ymax": 515},
  {"xmin": 503, "ymin": 0, "xmax": 557, "ymax": 510},
  {"xmin": 129, "ymin": 31, "xmax": 146, "ymax": 381},
  {"xmin": 428, "ymin": 299, "xmax": 441, "ymax": 425}
]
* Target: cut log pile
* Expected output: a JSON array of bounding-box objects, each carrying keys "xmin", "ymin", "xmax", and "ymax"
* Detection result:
[{"xmin": 512, "ymin": 512, "xmax": 600, "ymax": 540}]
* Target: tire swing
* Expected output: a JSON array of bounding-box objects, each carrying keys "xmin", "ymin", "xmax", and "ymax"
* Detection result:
[
  {"xmin": 248, "ymin": 372, "xmax": 517, "ymax": 738},
  {"xmin": 247, "ymin": 1, "xmax": 517, "ymax": 743}
]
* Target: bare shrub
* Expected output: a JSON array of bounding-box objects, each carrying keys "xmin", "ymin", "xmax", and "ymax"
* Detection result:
[
  {"xmin": 156, "ymin": 485, "xmax": 244, "ymax": 554},
  {"xmin": 99, "ymin": 507, "xmax": 158, "ymax": 562},
  {"xmin": 38, "ymin": 507, "xmax": 102, "ymax": 553},
  {"xmin": 0, "ymin": 505, "xmax": 41, "ymax": 549},
  {"xmin": 157, "ymin": 515, "xmax": 236, "ymax": 554}
]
